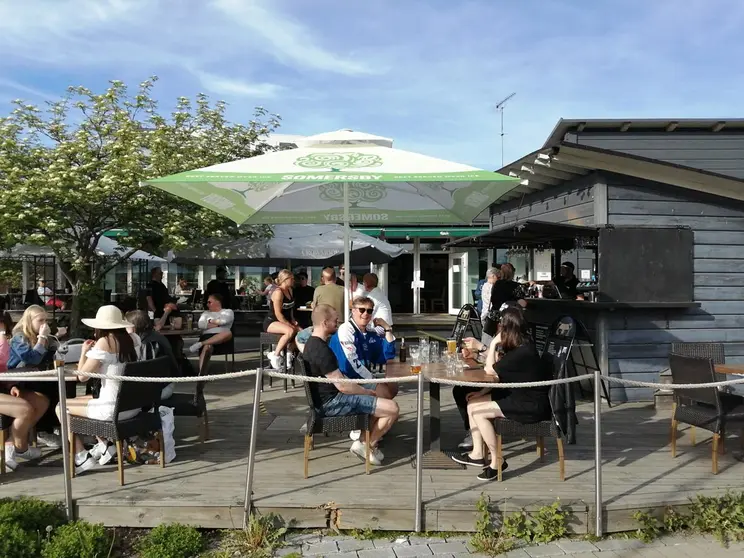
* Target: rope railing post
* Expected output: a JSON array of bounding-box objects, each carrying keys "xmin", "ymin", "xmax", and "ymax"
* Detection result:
[
  {"xmin": 55, "ymin": 359, "xmax": 74, "ymax": 521},
  {"xmin": 242, "ymin": 364, "xmax": 264, "ymax": 528},
  {"xmin": 593, "ymin": 368, "xmax": 603, "ymax": 537},
  {"xmin": 414, "ymin": 369, "xmax": 425, "ymax": 532}
]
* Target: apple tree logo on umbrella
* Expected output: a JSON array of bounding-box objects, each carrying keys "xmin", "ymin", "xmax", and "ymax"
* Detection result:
[
  {"xmin": 294, "ymin": 152, "xmax": 383, "ymax": 170},
  {"xmin": 320, "ymin": 182, "xmax": 387, "ymax": 207}
]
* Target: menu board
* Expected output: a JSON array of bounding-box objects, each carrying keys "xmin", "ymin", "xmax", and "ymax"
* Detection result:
[{"xmin": 533, "ymin": 323, "xmax": 550, "ymax": 354}]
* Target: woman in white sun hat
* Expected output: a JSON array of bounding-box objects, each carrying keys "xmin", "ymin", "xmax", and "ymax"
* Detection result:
[{"xmin": 55, "ymin": 305, "xmax": 142, "ymax": 475}]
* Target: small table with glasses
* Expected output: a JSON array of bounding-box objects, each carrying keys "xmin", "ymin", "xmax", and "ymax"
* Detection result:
[{"xmin": 385, "ymin": 357, "xmax": 495, "ymax": 469}]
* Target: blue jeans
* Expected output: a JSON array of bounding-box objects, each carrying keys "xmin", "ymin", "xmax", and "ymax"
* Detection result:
[{"xmin": 321, "ymin": 393, "xmax": 377, "ymax": 417}]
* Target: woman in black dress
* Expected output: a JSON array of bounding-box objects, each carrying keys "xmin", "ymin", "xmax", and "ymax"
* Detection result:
[
  {"xmin": 263, "ymin": 269, "xmax": 299, "ymax": 370},
  {"xmin": 452, "ymin": 307, "xmax": 552, "ymax": 481}
]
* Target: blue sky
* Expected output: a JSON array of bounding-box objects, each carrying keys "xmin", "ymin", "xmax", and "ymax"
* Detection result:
[{"xmin": 1, "ymin": 0, "xmax": 743, "ymax": 170}]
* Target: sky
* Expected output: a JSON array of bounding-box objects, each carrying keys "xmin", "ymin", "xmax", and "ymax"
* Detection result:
[{"xmin": 1, "ymin": 0, "xmax": 743, "ymax": 170}]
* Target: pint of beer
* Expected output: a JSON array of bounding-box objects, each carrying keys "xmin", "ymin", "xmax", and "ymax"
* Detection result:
[{"xmin": 446, "ymin": 338, "xmax": 457, "ymax": 354}]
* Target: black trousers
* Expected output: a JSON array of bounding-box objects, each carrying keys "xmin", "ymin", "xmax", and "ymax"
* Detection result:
[{"xmin": 452, "ymin": 385, "xmax": 483, "ymax": 431}]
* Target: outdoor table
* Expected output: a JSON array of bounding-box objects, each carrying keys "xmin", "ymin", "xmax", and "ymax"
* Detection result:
[
  {"xmin": 715, "ymin": 364, "xmax": 744, "ymax": 375},
  {"xmin": 296, "ymin": 306, "xmax": 312, "ymax": 312},
  {"xmin": 158, "ymin": 327, "xmax": 201, "ymax": 337},
  {"xmin": 385, "ymin": 358, "xmax": 494, "ymax": 469}
]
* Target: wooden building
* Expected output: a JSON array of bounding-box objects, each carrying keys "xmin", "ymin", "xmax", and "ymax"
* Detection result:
[{"xmin": 489, "ymin": 118, "xmax": 744, "ymax": 402}]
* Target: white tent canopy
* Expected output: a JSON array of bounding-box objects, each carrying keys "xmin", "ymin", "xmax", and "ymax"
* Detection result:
[{"xmin": 1, "ymin": 236, "xmax": 165, "ymax": 262}]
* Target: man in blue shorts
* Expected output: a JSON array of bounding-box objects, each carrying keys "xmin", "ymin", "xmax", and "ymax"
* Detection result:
[{"xmin": 302, "ymin": 304, "xmax": 399, "ymax": 466}]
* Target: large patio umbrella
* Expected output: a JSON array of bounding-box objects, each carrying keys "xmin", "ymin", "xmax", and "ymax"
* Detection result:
[
  {"xmin": 170, "ymin": 224, "xmax": 405, "ymax": 266},
  {"xmin": 146, "ymin": 129, "xmax": 518, "ymax": 310}
]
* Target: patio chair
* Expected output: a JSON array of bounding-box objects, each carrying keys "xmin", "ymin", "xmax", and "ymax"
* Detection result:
[
  {"xmin": 296, "ymin": 355, "xmax": 371, "ymax": 478},
  {"xmin": 68, "ymin": 357, "xmax": 168, "ymax": 485},
  {"xmin": 669, "ymin": 353, "xmax": 744, "ymax": 474},
  {"xmin": 669, "ymin": 343, "xmax": 726, "ymax": 445},
  {"xmin": 493, "ymin": 315, "xmax": 579, "ymax": 481},
  {"xmin": 259, "ymin": 332, "xmax": 296, "ymax": 392},
  {"xmin": 208, "ymin": 324, "xmax": 235, "ymax": 372},
  {"xmin": 169, "ymin": 349, "xmax": 209, "ymax": 445}
]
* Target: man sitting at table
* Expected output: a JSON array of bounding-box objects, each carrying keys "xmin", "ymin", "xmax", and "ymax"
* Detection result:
[
  {"xmin": 189, "ymin": 294, "xmax": 234, "ymax": 371},
  {"xmin": 329, "ymin": 296, "xmax": 398, "ymax": 441},
  {"xmin": 303, "ymin": 304, "xmax": 399, "ymax": 466}
]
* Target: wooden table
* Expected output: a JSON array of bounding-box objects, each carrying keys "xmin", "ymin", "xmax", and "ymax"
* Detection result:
[
  {"xmin": 715, "ymin": 364, "xmax": 744, "ymax": 375},
  {"xmin": 384, "ymin": 359, "xmax": 495, "ymax": 469}
]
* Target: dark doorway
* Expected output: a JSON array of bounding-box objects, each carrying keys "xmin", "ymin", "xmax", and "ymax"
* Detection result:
[{"xmin": 387, "ymin": 253, "xmax": 448, "ymax": 314}]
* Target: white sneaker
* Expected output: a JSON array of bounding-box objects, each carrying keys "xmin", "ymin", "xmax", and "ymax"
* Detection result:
[
  {"xmin": 286, "ymin": 351, "xmax": 295, "ymax": 371},
  {"xmin": 4, "ymin": 445, "xmax": 19, "ymax": 471},
  {"xmin": 89, "ymin": 441, "xmax": 108, "ymax": 461},
  {"xmin": 74, "ymin": 451, "xmax": 99, "ymax": 475},
  {"xmin": 37, "ymin": 431, "xmax": 61, "ymax": 449},
  {"xmin": 350, "ymin": 440, "xmax": 383, "ymax": 465},
  {"xmin": 266, "ymin": 351, "xmax": 282, "ymax": 371},
  {"xmin": 98, "ymin": 444, "xmax": 116, "ymax": 466},
  {"xmin": 13, "ymin": 446, "xmax": 42, "ymax": 461},
  {"xmin": 189, "ymin": 342, "xmax": 203, "ymax": 354},
  {"xmin": 349, "ymin": 430, "xmax": 361, "ymax": 441}
]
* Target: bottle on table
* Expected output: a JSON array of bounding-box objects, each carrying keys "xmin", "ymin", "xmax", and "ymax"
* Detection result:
[{"xmin": 399, "ymin": 337, "xmax": 406, "ymax": 363}]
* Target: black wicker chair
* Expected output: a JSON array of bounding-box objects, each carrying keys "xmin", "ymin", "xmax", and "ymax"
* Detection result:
[
  {"xmin": 168, "ymin": 349, "xmax": 209, "ymax": 444},
  {"xmin": 296, "ymin": 355, "xmax": 371, "ymax": 478},
  {"xmin": 669, "ymin": 353, "xmax": 744, "ymax": 474},
  {"xmin": 68, "ymin": 357, "xmax": 168, "ymax": 485},
  {"xmin": 493, "ymin": 315, "xmax": 578, "ymax": 482},
  {"xmin": 209, "ymin": 324, "xmax": 235, "ymax": 372}
]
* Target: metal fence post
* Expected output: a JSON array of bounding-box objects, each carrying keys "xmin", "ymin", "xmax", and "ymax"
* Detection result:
[
  {"xmin": 55, "ymin": 360, "xmax": 74, "ymax": 521},
  {"xmin": 594, "ymin": 368, "xmax": 603, "ymax": 537},
  {"xmin": 414, "ymin": 372, "xmax": 425, "ymax": 532},
  {"xmin": 242, "ymin": 366, "xmax": 264, "ymax": 528}
]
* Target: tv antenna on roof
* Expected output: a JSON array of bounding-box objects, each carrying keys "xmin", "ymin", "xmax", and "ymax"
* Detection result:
[{"xmin": 494, "ymin": 92, "xmax": 516, "ymax": 167}]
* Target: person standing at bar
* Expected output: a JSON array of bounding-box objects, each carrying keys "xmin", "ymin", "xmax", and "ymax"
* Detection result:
[{"xmin": 553, "ymin": 262, "xmax": 579, "ymax": 299}]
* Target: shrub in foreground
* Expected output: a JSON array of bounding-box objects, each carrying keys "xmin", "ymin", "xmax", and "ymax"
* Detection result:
[
  {"xmin": 41, "ymin": 521, "xmax": 111, "ymax": 558},
  {"xmin": 137, "ymin": 523, "xmax": 205, "ymax": 558},
  {"xmin": 0, "ymin": 522, "xmax": 41, "ymax": 558}
]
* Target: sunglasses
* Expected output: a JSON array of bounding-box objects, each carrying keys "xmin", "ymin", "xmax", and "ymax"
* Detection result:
[{"xmin": 354, "ymin": 307, "xmax": 374, "ymax": 315}]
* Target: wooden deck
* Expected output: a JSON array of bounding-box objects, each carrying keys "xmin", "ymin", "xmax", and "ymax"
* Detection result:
[{"xmin": 2, "ymin": 352, "xmax": 744, "ymax": 534}]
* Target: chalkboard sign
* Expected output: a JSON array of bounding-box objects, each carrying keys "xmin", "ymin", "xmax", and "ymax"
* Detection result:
[
  {"xmin": 533, "ymin": 324, "xmax": 550, "ymax": 354},
  {"xmin": 450, "ymin": 304, "xmax": 482, "ymax": 349}
]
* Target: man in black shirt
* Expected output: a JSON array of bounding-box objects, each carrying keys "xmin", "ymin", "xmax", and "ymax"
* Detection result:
[
  {"xmin": 302, "ymin": 304, "xmax": 399, "ymax": 466},
  {"xmin": 553, "ymin": 262, "xmax": 579, "ymax": 299},
  {"xmin": 206, "ymin": 267, "xmax": 234, "ymax": 310},
  {"xmin": 147, "ymin": 267, "xmax": 177, "ymax": 319},
  {"xmin": 293, "ymin": 272, "xmax": 315, "ymax": 329}
]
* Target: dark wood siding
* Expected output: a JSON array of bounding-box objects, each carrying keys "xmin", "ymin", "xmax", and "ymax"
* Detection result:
[
  {"xmin": 606, "ymin": 173, "xmax": 744, "ymax": 401},
  {"xmin": 490, "ymin": 173, "xmax": 596, "ymax": 227},
  {"xmin": 564, "ymin": 132, "xmax": 744, "ymax": 179}
]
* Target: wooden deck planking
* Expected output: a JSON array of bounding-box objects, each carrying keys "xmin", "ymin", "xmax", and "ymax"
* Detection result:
[{"xmin": 2, "ymin": 357, "xmax": 744, "ymax": 533}]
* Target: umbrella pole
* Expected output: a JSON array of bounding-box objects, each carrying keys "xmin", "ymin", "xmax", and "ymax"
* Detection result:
[{"xmin": 343, "ymin": 183, "xmax": 351, "ymax": 320}]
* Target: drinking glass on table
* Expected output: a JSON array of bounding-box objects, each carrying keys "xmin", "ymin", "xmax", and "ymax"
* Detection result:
[
  {"xmin": 430, "ymin": 342, "xmax": 440, "ymax": 363},
  {"xmin": 409, "ymin": 344, "xmax": 420, "ymax": 363},
  {"xmin": 446, "ymin": 337, "xmax": 457, "ymax": 354}
]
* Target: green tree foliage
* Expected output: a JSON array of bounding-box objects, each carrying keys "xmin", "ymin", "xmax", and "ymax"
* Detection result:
[{"xmin": 0, "ymin": 77, "xmax": 277, "ymax": 328}]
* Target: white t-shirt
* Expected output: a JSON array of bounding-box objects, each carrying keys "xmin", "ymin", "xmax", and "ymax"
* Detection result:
[
  {"xmin": 85, "ymin": 334, "xmax": 142, "ymax": 421},
  {"xmin": 198, "ymin": 309, "xmax": 235, "ymax": 334},
  {"xmin": 366, "ymin": 287, "xmax": 393, "ymax": 326},
  {"xmin": 37, "ymin": 286, "xmax": 53, "ymax": 303}
]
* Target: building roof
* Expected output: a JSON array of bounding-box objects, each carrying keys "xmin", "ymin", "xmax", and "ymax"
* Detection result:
[
  {"xmin": 496, "ymin": 142, "xmax": 744, "ymax": 205},
  {"xmin": 543, "ymin": 118, "xmax": 744, "ymax": 148},
  {"xmin": 444, "ymin": 219, "xmax": 596, "ymax": 249}
]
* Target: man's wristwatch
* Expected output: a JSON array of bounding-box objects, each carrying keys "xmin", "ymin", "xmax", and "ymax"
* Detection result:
[{"xmin": 383, "ymin": 328, "xmax": 392, "ymax": 333}]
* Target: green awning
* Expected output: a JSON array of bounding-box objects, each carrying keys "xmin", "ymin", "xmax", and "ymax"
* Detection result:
[
  {"xmin": 103, "ymin": 229, "xmax": 129, "ymax": 238},
  {"xmin": 357, "ymin": 227, "xmax": 488, "ymax": 239}
]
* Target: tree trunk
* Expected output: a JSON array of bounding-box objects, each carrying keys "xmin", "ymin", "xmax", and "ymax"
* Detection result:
[{"xmin": 69, "ymin": 276, "xmax": 103, "ymax": 338}]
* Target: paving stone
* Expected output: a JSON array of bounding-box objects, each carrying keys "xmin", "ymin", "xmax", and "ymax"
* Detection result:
[
  {"xmin": 594, "ymin": 538, "xmax": 646, "ymax": 551},
  {"xmin": 337, "ymin": 538, "xmax": 375, "ymax": 551},
  {"xmin": 523, "ymin": 542, "xmax": 566, "ymax": 557},
  {"xmin": 556, "ymin": 540, "xmax": 598, "ymax": 553},
  {"xmin": 395, "ymin": 544, "xmax": 434, "ymax": 557},
  {"xmin": 359, "ymin": 549, "xmax": 396, "ymax": 558},
  {"xmin": 409, "ymin": 536, "xmax": 447, "ymax": 545},
  {"xmin": 303, "ymin": 540, "xmax": 339, "ymax": 555},
  {"xmin": 286, "ymin": 532, "xmax": 322, "ymax": 545},
  {"xmin": 502, "ymin": 550, "xmax": 532, "ymax": 558},
  {"xmin": 429, "ymin": 541, "xmax": 469, "ymax": 555},
  {"xmin": 374, "ymin": 538, "xmax": 411, "ymax": 549},
  {"xmin": 324, "ymin": 553, "xmax": 363, "ymax": 558},
  {"xmin": 276, "ymin": 546, "xmax": 303, "ymax": 557}
]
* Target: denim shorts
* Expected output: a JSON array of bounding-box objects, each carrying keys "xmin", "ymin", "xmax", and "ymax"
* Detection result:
[
  {"xmin": 321, "ymin": 393, "xmax": 377, "ymax": 417},
  {"xmin": 296, "ymin": 326, "xmax": 313, "ymax": 345}
]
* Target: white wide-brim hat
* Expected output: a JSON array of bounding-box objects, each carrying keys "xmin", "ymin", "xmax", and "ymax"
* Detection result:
[{"xmin": 81, "ymin": 305, "xmax": 133, "ymax": 330}]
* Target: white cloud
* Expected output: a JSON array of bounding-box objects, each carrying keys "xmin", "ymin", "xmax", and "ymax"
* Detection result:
[
  {"xmin": 210, "ymin": 0, "xmax": 380, "ymax": 76},
  {"xmin": 195, "ymin": 71, "xmax": 284, "ymax": 98}
]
